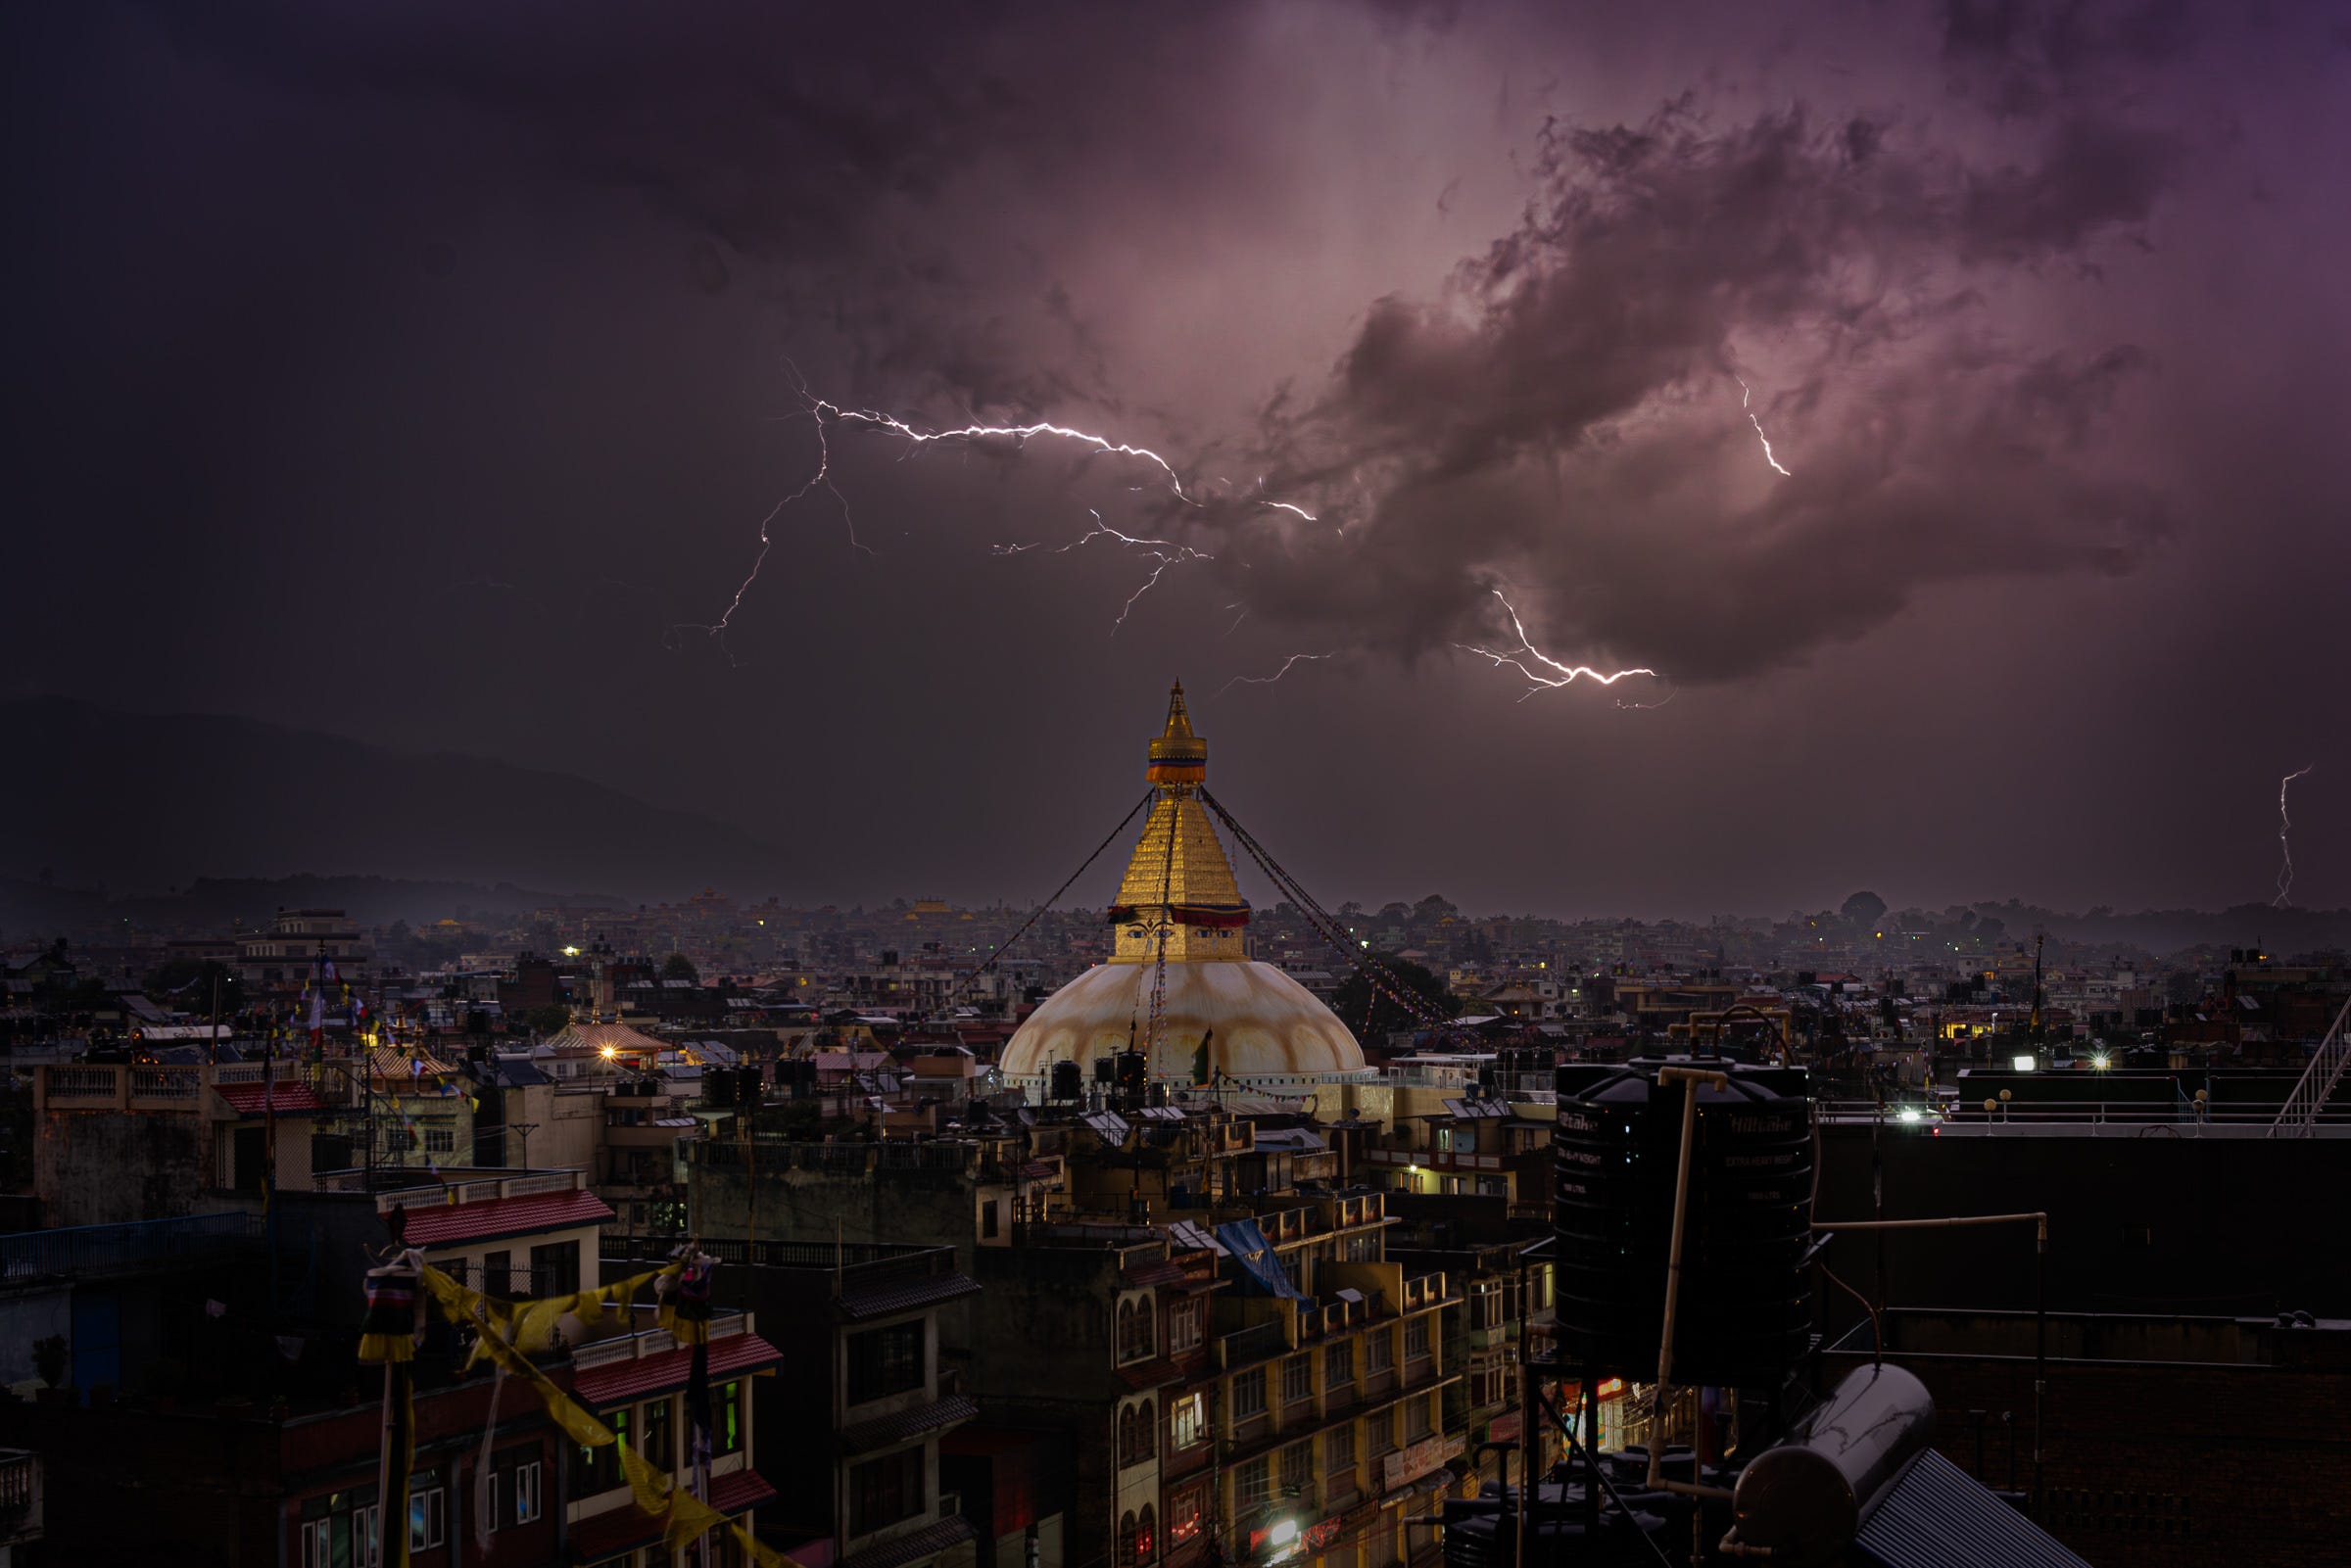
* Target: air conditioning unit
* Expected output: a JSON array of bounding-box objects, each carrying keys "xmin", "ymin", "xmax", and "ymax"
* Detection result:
[{"xmin": 936, "ymin": 1492, "xmax": 963, "ymax": 1522}]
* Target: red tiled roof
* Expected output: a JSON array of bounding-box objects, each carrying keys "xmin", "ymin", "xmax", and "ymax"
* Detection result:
[
  {"xmin": 569, "ymin": 1501, "xmax": 664, "ymax": 1562},
  {"xmin": 569, "ymin": 1469, "xmax": 780, "ymax": 1563},
  {"xmin": 573, "ymin": 1332, "xmax": 785, "ymax": 1410},
  {"xmin": 216, "ymin": 1083, "xmax": 329, "ymax": 1117},
  {"xmin": 399, "ymin": 1189, "xmax": 614, "ymax": 1248},
  {"xmin": 711, "ymin": 1469, "xmax": 779, "ymax": 1512}
]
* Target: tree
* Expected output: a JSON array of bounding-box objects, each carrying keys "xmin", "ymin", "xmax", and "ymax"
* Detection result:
[
  {"xmin": 526, "ymin": 1004, "xmax": 574, "ymax": 1037},
  {"xmin": 1841, "ymin": 890, "xmax": 1888, "ymax": 929},
  {"xmin": 661, "ymin": 952, "xmax": 699, "ymax": 983},
  {"xmin": 1333, "ymin": 955, "xmax": 1461, "ymax": 1042}
]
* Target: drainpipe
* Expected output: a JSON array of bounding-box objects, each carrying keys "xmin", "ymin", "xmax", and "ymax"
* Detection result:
[{"xmin": 1646, "ymin": 1067, "xmax": 1733, "ymax": 1500}]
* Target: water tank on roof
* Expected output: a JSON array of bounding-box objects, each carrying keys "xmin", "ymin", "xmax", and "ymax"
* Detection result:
[
  {"xmin": 1552, "ymin": 1058, "xmax": 1813, "ymax": 1386},
  {"xmin": 738, "ymin": 1065, "xmax": 764, "ymax": 1104},
  {"xmin": 1050, "ymin": 1060, "xmax": 1083, "ymax": 1103},
  {"xmin": 704, "ymin": 1067, "xmax": 738, "ymax": 1107}
]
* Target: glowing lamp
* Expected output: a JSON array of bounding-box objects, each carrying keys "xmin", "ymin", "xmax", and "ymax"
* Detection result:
[{"xmin": 1268, "ymin": 1521, "xmax": 1298, "ymax": 1548}]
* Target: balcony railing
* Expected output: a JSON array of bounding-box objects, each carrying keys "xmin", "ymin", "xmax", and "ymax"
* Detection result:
[
  {"xmin": 0, "ymin": 1449, "xmax": 36, "ymax": 1520},
  {"xmin": 0, "ymin": 1212, "xmax": 264, "ymax": 1281}
]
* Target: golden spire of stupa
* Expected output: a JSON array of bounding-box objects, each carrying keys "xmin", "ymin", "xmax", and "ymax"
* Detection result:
[{"xmin": 1112, "ymin": 682, "xmax": 1248, "ymax": 961}]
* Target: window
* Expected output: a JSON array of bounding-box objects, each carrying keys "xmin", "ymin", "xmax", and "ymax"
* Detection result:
[
  {"xmin": 1229, "ymin": 1367, "xmax": 1266, "ymax": 1419},
  {"xmin": 424, "ymin": 1127, "xmax": 455, "ymax": 1154},
  {"xmin": 1137, "ymin": 1503, "xmax": 1157, "ymax": 1561},
  {"xmin": 718, "ymin": 1381, "xmax": 744, "ymax": 1455},
  {"xmin": 642, "ymin": 1397, "xmax": 674, "ymax": 1470},
  {"xmin": 1117, "ymin": 1296, "xmax": 1158, "ymax": 1363},
  {"xmin": 848, "ymin": 1322, "xmax": 926, "ymax": 1404},
  {"xmin": 1367, "ymin": 1407, "xmax": 1395, "ymax": 1455},
  {"xmin": 1167, "ymin": 1301, "xmax": 1201, "ymax": 1354},
  {"xmin": 1323, "ymin": 1341, "xmax": 1354, "ymax": 1392},
  {"xmin": 1367, "ymin": 1331, "xmax": 1393, "ymax": 1373},
  {"xmin": 530, "ymin": 1239, "xmax": 581, "ymax": 1297},
  {"xmin": 982, "ymin": 1199, "xmax": 1000, "ymax": 1239},
  {"xmin": 1279, "ymin": 1441, "xmax": 1312, "ymax": 1497},
  {"xmin": 1468, "ymin": 1283, "xmax": 1505, "ymax": 1331},
  {"xmin": 1406, "ymin": 1315, "xmax": 1430, "ymax": 1360},
  {"xmin": 482, "ymin": 1250, "xmax": 513, "ymax": 1296},
  {"xmin": 1168, "ymin": 1485, "xmax": 1207, "ymax": 1545},
  {"xmin": 1280, "ymin": 1354, "xmax": 1313, "ymax": 1406},
  {"xmin": 409, "ymin": 1487, "xmax": 445, "ymax": 1552},
  {"xmin": 1406, "ymin": 1397, "xmax": 1433, "ymax": 1442},
  {"xmin": 1325, "ymin": 1424, "xmax": 1356, "ymax": 1476},
  {"xmin": 507, "ymin": 1457, "xmax": 544, "ymax": 1526},
  {"xmin": 1234, "ymin": 1456, "xmax": 1271, "ymax": 1509},
  {"xmin": 573, "ymin": 1406, "xmax": 627, "ymax": 1496},
  {"xmin": 1119, "ymin": 1512, "xmax": 1140, "ymax": 1568},
  {"xmin": 1171, "ymin": 1392, "xmax": 1207, "ymax": 1450},
  {"xmin": 357, "ymin": 1504, "xmax": 381, "ymax": 1568},
  {"xmin": 849, "ymin": 1448, "xmax": 926, "ymax": 1537},
  {"xmin": 1118, "ymin": 1398, "xmax": 1157, "ymax": 1467}
]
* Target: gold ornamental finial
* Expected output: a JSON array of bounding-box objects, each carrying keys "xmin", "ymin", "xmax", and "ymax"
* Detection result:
[{"xmin": 1146, "ymin": 681, "xmax": 1207, "ymax": 784}]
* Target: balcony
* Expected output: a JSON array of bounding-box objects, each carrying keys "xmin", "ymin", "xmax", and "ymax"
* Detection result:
[
  {"xmin": 0, "ymin": 1212, "xmax": 264, "ymax": 1282},
  {"xmin": 0, "ymin": 1449, "xmax": 41, "ymax": 1548},
  {"xmin": 36, "ymin": 1060, "xmax": 331, "ymax": 1115}
]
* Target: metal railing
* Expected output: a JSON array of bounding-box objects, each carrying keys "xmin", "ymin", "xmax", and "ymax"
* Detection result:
[
  {"xmin": 1823, "ymin": 1095, "xmax": 2351, "ymax": 1129},
  {"xmin": 0, "ymin": 1212, "xmax": 264, "ymax": 1280},
  {"xmin": 2272, "ymin": 995, "xmax": 2351, "ymax": 1139},
  {"xmin": 0, "ymin": 1450, "xmax": 35, "ymax": 1516}
]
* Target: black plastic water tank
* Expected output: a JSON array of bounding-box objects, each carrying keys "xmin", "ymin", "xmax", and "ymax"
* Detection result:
[
  {"xmin": 737, "ymin": 1065, "xmax": 764, "ymax": 1104},
  {"xmin": 1552, "ymin": 1058, "xmax": 1813, "ymax": 1387},
  {"xmin": 1050, "ymin": 1060, "xmax": 1083, "ymax": 1103},
  {"xmin": 704, "ymin": 1067, "xmax": 738, "ymax": 1107}
]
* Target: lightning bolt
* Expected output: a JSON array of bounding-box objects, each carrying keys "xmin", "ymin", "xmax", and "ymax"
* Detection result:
[
  {"xmin": 1456, "ymin": 590, "xmax": 1658, "ymax": 700},
  {"xmin": 684, "ymin": 385, "xmax": 1318, "ymax": 649},
  {"xmin": 814, "ymin": 397, "xmax": 1319, "ymax": 520},
  {"xmin": 1058, "ymin": 511, "xmax": 1215, "ymax": 634},
  {"xmin": 2276, "ymin": 764, "xmax": 2316, "ymax": 908},
  {"xmin": 1738, "ymin": 378, "xmax": 1793, "ymax": 478},
  {"xmin": 1217, "ymin": 651, "xmax": 1336, "ymax": 697}
]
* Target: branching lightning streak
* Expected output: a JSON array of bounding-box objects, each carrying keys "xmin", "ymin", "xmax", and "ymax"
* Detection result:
[
  {"xmin": 1217, "ymin": 652, "xmax": 1335, "ymax": 698},
  {"xmin": 1059, "ymin": 510, "xmax": 1215, "ymax": 634},
  {"xmin": 688, "ymin": 387, "xmax": 1325, "ymax": 650},
  {"xmin": 1738, "ymin": 378, "xmax": 1793, "ymax": 478},
  {"xmin": 1456, "ymin": 590, "xmax": 1657, "ymax": 701},
  {"xmin": 2276, "ymin": 764, "xmax": 2316, "ymax": 908},
  {"xmin": 813, "ymin": 398, "xmax": 1319, "ymax": 521}
]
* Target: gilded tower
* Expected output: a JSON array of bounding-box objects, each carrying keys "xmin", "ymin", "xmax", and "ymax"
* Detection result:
[
  {"xmin": 1110, "ymin": 683, "xmax": 1249, "ymax": 962},
  {"xmin": 998, "ymin": 683, "xmax": 1367, "ymax": 1084}
]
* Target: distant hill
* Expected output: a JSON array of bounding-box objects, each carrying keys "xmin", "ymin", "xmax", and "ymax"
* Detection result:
[{"xmin": 0, "ymin": 697, "xmax": 796, "ymax": 904}]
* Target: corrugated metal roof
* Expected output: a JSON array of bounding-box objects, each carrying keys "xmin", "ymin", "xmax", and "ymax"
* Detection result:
[
  {"xmin": 840, "ymin": 1515, "xmax": 976, "ymax": 1568},
  {"xmin": 837, "ymin": 1271, "xmax": 981, "ymax": 1322},
  {"xmin": 572, "ymin": 1332, "xmax": 784, "ymax": 1409},
  {"xmin": 1856, "ymin": 1450, "xmax": 2091, "ymax": 1568},
  {"xmin": 840, "ymin": 1393, "xmax": 978, "ymax": 1454}
]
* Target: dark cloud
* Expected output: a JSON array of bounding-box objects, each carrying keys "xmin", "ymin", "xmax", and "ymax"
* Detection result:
[
  {"xmin": 6, "ymin": 0, "xmax": 2346, "ymax": 914},
  {"xmin": 1190, "ymin": 101, "xmax": 2177, "ymax": 682}
]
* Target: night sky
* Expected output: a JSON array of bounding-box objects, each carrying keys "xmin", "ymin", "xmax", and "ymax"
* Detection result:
[{"xmin": 8, "ymin": 2, "xmax": 2348, "ymax": 917}]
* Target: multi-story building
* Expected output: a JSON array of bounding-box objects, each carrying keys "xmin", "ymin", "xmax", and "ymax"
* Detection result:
[{"xmin": 609, "ymin": 1237, "xmax": 981, "ymax": 1568}]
